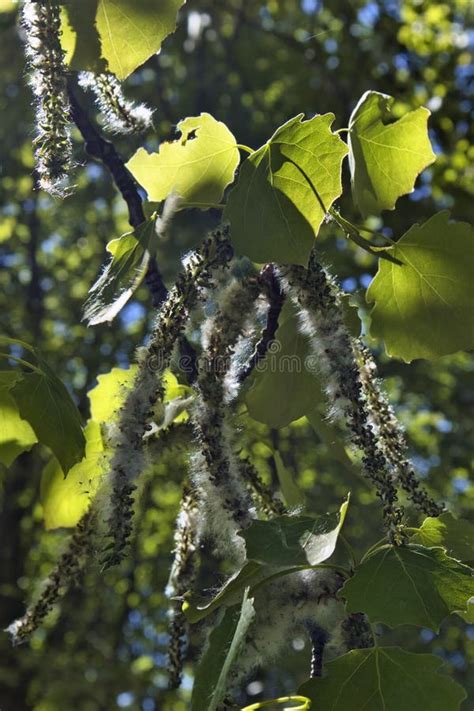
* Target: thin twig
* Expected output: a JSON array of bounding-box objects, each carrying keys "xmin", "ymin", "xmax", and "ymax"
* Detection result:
[
  {"xmin": 239, "ymin": 263, "xmax": 285, "ymax": 382},
  {"xmin": 67, "ymin": 79, "xmax": 168, "ymax": 307}
]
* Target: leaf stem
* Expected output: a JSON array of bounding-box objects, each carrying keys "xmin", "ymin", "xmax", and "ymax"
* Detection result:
[
  {"xmin": 329, "ymin": 208, "xmax": 402, "ymax": 265},
  {"xmin": 360, "ymin": 537, "xmax": 390, "ymax": 564},
  {"xmin": 241, "ymin": 695, "xmax": 311, "ymax": 710},
  {"xmin": 180, "ymin": 201, "xmax": 225, "ymax": 210},
  {"xmin": 335, "ymin": 127, "xmax": 349, "ymax": 134},
  {"xmin": 0, "ymin": 352, "xmax": 42, "ymax": 374},
  {"xmin": 0, "ymin": 336, "xmax": 37, "ymax": 353},
  {"xmin": 340, "ymin": 534, "xmax": 358, "ymax": 569},
  {"xmin": 237, "ymin": 143, "xmax": 254, "ymax": 154}
]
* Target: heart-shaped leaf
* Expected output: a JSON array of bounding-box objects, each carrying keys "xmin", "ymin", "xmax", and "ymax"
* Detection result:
[
  {"xmin": 61, "ymin": 0, "xmax": 186, "ymax": 80},
  {"xmin": 341, "ymin": 544, "xmax": 474, "ymax": 631},
  {"xmin": 225, "ymin": 113, "xmax": 348, "ymax": 264},
  {"xmin": 300, "ymin": 647, "xmax": 466, "ymax": 711},
  {"xmin": 367, "ymin": 211, "xmax": 474, "ymax": 361},
  {"xmin": 127, "ymin": 113, "xmax": 239, "ymax": 207},
  {"xmin": 348, "ymin": 90, "xmax": 435, "ymax": 217}
]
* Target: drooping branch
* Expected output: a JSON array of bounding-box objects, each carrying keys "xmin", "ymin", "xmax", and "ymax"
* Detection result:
[{"xmin": 67, "ymin": 80, "xmax": 167, "ymax": 307}]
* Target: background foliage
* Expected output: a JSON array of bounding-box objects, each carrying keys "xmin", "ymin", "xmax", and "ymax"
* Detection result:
[{"xmin": 0, "ymin": 0, "xmax": 473, "ymax": 709}]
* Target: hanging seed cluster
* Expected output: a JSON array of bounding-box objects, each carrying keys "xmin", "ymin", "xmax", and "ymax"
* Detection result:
[
  {"xmin": 78, "ymin": 71, "xmax": 154, "ymax": 135},
  {"xmin": 356, "ymin": 341, "xmax": 444, "ymax": 516},
  {"xmin": 190, "ymin": 278, "xmax": 261, "ymax": 560},
  {"xmin": 285, "ymin": 252, "xmax": 406, "ymax": 545},
  {"xmin": 7, "ymin": 509, "xmax": 95, "ymax": 645},
  {"xmin": 284, "ymin": 248, "xmax": 441, "ymax": 544},
  {"xmin": 166, "ymin": 487, "xmax": 200, "ymax": 689},
  {"xmin": 21, "ymin": 0, "xmax": 72, "ymax": 195},
  {"xmin": 104, "ymin": 230, "xmax": 235, "ymax": 567}
]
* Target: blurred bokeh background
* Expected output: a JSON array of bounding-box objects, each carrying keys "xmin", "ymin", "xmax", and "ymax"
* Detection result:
[{"xmin": 0, "ymin": 0, "xmax": 473, "ymax": 709}]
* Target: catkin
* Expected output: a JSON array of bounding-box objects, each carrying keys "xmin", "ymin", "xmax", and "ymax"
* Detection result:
[
  {"xmin": 103, "ymin": 230, "xmax": 234, "ymax": 567},
  {"xmin": 7, "ymin": 509, "xmax": 95, "ymax": 645},
  {"xmin": 21, "ymin": 0, "xmax": 72, "ymax": 195},
  {"xmin": 166, "ymin": 487, "xmax": 200, "ymax": 689},
  {"xmin": 284, "ymin": 251, "xmax": 405, "ymax": 544},
  {"xmin": 78, "ymin": 71, "xmax": 154, "ymax": 135},
  {"xmin": 355, "ymin": 341, "xmax": 443, "ymax": 517},
  {"xmin": 191, "ymin": 278, "xmax": 260, "ymax": 561}
]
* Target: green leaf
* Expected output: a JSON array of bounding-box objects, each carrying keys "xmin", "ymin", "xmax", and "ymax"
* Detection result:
[
  {"xmin": 40, "ymin": 421, "xmax": 105, "ymax": 530},
  {"xmin": 83, "ymin": 218, "xmax": 156, "ymax": 326},
  {"xmin": 61, "ymin": 0, "xmax": 186, "ymax": 80},
  {"xmin": 191, "ymin": 592, "xmax": 255, "ymax": 711},
  {"xmin": 245, "ymin": 304, "xmax": 322, "ymax": 428},
  {"xmin": 225, "ymin": 113, "xmax": 348, "ymax": 264},
  {"xmin": 348, "ymin": 90, "xmax": 435, "ymax": 217},
  {"xmin": 10, "ymin": 366, "xmax": 85, "ymax": 475},
  {"xmin": 185, "ymin": 561, "xmax": 264, "ymax": 623},
  {"xmin": 341, "ymin": 544, "xmax": 474, "ymax": 631},
  {"xmin": 410, "ymin": 513, "xmax": 474, "ymax": 562},
  {"xmin": 88, "ymin": 366, "xmax": 138, "ymax": 423},
  {"xmin": 300, "ymin": 647, "xmax": 466, "ymax": 711},
  {"xmin": 126, "ymin": 113, "xmax": 239, "ymax": 206},
  {"xmin": 367, "ymin": 211, "xmax": 474, "ymax": 361},
  {"xmin": 240, "ymin": 499, "xmax": 349, "ymax": 567},
  {"xmin": 0, "ymin": 372, "xmax": 37, "ymax": 467}
]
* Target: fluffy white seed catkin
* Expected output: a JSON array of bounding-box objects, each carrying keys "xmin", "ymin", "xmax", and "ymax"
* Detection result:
[
  {"xmin": 78, "ymin": 71, "xmax": 154, "ymax": 135},
  {"xmin": 6, "ymin": 509, "xmax": 95, "ymax": 645},
  {"xmin": 282, "ymin": 252, "xmax": 405, "ymax": 545},
  {"xmin": 166, "ymin": 488, "xmax": 200, "ymax": 689},
  {"xmin": 103, "ymin": 230, "xmax": 234, "ymax": 567},
  {"xmin": 21, "ymin": 0, "xmax": 72, "ymax": 195},
  {"xmin": 355, "ymin": 341, "xmax": 443, "ymax": 516},
  {"xmin": 227, "ymin": 569, "xmax": 347, "ymax": 688},
  {"xmin": 191, "ymin": 278, "xmax": 260, "ymax": 562},
  {"xmin": 6, "ymin": 232, "xmax": 233, "ymax": 644}
]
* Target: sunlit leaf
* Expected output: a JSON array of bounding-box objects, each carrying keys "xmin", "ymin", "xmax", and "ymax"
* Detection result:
[
  {"xmin": 410, "ymin": 513, "xmax": 474, "ymax": 562},
  {"xmin": 40, "ymin": 420, "xmax": 105, "ymax": 530},
  {"xmin": 61, "ymin": 0, "xmax": 186, "ymax": 80},
  {"xmin": 341, "ymin": 544, "xmax": 474, "ymax": 630},
  {"xmin": 88, "ymin": 366, "xmax": 138, "ymax": 423},
  {"xmin": 348, "ymin": 90, "xmax": 435, "ymax": 217},
  {"xmin": 300, "ymin": 647, "xmax": 466, "ymax": 711},
  {"xmin": 127, "ymin": 113, "xmax": 239, "ymax": 206},
  {"xmin": 367, "ymin": 211, "xmax": 474, "ymax": 361},
  {"xmin": 83, "ymin": 218, "xmax": 156, "ymax": 326},
  {"xmin": 225, "ymin": 113, "xmax": 348, "ymax": 264},
  {"xmin": 0, "ymin": 372, "xmax": 37, "ymax": 467}
]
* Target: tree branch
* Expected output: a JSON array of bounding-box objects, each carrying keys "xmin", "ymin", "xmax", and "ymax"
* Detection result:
[
  {"xmin": 67, "ymin": 79, "xmax": 168, "ymax": 307},
  {"xmin": 239, "ymin": 263, "xmax": 285, "ymax": 382}
]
